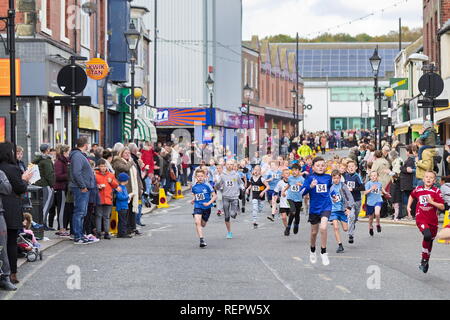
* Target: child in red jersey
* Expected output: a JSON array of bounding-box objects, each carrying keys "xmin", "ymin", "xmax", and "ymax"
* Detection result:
[{"xmin": 407, "ymin": 171, "xmax": 445, "ymax": 273}]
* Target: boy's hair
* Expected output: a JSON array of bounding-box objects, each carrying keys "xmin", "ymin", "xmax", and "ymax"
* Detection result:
[
  {"xmin": 331, "ymin": 169, "xmax": 341, "ymax": 177},
  {"xmin": 23, "ymin": 212, "xmax": 33, "ymax": 230},
  {"xmin": 291, "ymin": 164, "xmax": 301, "ymax": 170},
  {"xmin": 369, "ymin": 170, "xmax": 378, "ymax": 176},
  {"xmin": 312, "ymin": 157, "xmax": 325, "ymax": 166},
  {"xmin": 282, "ymin": 169, "xmax": 290, "ymax": 175},
  {"xmin": 195, "ymin": 169, "xmax": 206, "ymax": 176},
  {"xmin": 424, "ymin": 170, "xmax": 437, "ymax": 178},
  {"xmin": 347, "ymin": 160, "xmax": 356, "ymax": 166},
  {"xmin": 305, "ymin": 155, "xmax": 312, "ymax": 160},
  {"xmin": 98, "ymin": 159, "xmax": 108, "ymax": 166}
]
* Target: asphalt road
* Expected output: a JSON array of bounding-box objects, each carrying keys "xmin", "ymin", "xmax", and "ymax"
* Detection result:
[{"xmin": 2, "ymin": 191, "xmax": 450, "ymax": 300}]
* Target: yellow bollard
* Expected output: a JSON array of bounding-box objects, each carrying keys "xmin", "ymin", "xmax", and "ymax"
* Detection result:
[
  {"xmin": 437, "ymin": 210, "xmax": 450, "ymax": 244},
  {"xmin": 157, "ymin": 188, "xmax": 170, "ymax": 209},
  {"xmin": 110, "ymin": 207, "xmax": 118, "ymax": 235},
  {"xmin": 173, "ymin": 181, "xmax": 184, "ymax": 199},
  {"xmin": 359, "ymin": 195, "xmax": 366, "ymax": 218}
]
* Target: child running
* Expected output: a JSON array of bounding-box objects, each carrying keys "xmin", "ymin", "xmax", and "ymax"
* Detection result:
[
  {"xmin": 364, "ymin": 171, "xmax": 388, "ymax": 236},
  {"xmin": 407, "ymin": 170, "xmax": 445, "ymax": 273},
  {"xmin": 191, "ymin": 169, "xmax": 217, "ymax": 248},
  {"xmin": 265, "ymin": 161, "xmax": 282, "ymax": 222},
  {"xmin": 274, "ymin": 169, "xmax": 291, "ymax": 230},
  {"xmin": 302, "ymin": 157, "xmax": 333, "ymax": 266},
  {"xmin": 282, "ymin": 164, "xmax": 305, "ymax": 236},
  {"xmin": 343, "ymin": 160, "xmax": 365, "ymax": 244},
  {"xmin": 246, "ymin": 165, "xmax": 269, "ymax": 229},
  {"xmin": 330, "ymin": 170, "xmax": 354, "ymax": 253},
  {"xmin": 215, "ymin": 161, "xmax": 245, "ymax": 239}
]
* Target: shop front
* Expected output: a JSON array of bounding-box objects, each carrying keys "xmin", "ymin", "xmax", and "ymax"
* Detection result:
[{"xmin": 78, "ymin": 105, "xmax": 101, "ymax": 144}]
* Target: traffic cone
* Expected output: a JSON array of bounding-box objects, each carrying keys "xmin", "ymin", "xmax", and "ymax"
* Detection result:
[
  {"xmin": 359, "ymin": 195, "xmax": 366, "ymax": 218},
  {"xmin": 157, "ymin": 188, "xmax": 170, "ymax": 209},
  {"xmin": 437, "ymin": 210, "xmax": 450, "ymax": 244},
  {"xmin": 110, "ymin": 207, "xmax": 118, "ymax": 235},
  {"xmin": 173, "ymin": 181, "xmax": 184, "ymax": 199}
]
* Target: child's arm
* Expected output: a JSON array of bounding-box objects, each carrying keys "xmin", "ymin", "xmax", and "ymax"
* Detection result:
[
  {"xmin": 191, "ymin": 194, "xmax": 195, "ymax": 205},
  {"xmin": 428, "ymin": 196, "xmax": 445, "ymax": 211},
  {"xmin": 204, "ymin": 192, "xmax": 217, "ymax": 206},
  {"xmin": 260, "ymin": 180, "xmax": 270, "ymax": 197}
]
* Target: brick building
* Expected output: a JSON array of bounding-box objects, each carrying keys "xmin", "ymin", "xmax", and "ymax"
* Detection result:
[{"xmin": 0, "ymin": 0, "xmax": 107, "ymax": 163}]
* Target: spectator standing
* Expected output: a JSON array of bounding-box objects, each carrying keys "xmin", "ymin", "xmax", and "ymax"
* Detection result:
[
  {"xmin": 33, "ymin": 144, "xmax": 55, "ymax": 230},
  {"xmin": 0, "ymin": 142, "xmax": 33, "ymax": 284},
  {"xmin": 400, "ymin": 145, "xmax": 417, "ymax": 219},
  {"xmin": 54, "ymin": 145, "xmax": 71, "ymax": 236},
  {"xmin": 16, "ymin": 146, "xmax": 26, "ymax": 173},
  {"xmin": 371, "ymin": 150, "xmax": 391, "ymax": 189},
  {"xmin": 69, "ymin": 137, "xmax": 97, "ymax": 245},
  {"xmin": 0, "ymin": 169, "xmax": 14, "ymax": 291}
]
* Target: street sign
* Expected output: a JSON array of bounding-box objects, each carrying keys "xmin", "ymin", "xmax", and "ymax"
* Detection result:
[
  {"xmin": 240, "ymin": 106, "xmax": 248, "ymax": 113},
  {"xmin": 125, "ymin": 94, "xmax": 147, "ymax": 108},
  {"xmin": 49, "ymin": 96, "xmax": 91, "ymax": 106},
  {"xmin": 304, "ymin": 104, "xmax": 312, "ymax": 110},
  {"xmin": 418, "ymin": 98, "xmax": 449, "ymax": 108},
  {"xmin": 418, "ymin": 73, "xmax": 444, "ymax": 98},
  {"xmin": 85, "ymin": 58, "xmax": 109, "ymax": 80},
  {"xmin": 390, "ymin": 78, "xmax": 408, "ymax": 91},
  {"xmin": 57, "ymin": 65, "xmax": 88, "ymax": 95}
]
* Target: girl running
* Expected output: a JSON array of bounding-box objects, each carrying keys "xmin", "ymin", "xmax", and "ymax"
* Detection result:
[
  {"xmin": 246, "ymin": 165, "xmax": 269, "ymax": 229},
  {"xmin": 281, "ymin": 164, "xmax": 305, "ymax": 236},
  {"xmin": 274, "ymin": 169, "xmax": 291, "ymax": 230},
  {"xmin": 364, "ymin": 171, "xmax": 389, "ymax": 236}
]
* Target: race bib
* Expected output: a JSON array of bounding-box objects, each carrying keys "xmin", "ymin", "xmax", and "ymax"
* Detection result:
[
  {"xmin": 226, "ymin": 181, "xmax": 234, "ymax": 187},
  {"xmin": 333, "ymin": 194, "xmax": 342, "ymax": 202},
  {"xmin": 274, "ymin": 174, "xmax": 281, "ymax": 180},
  {"xmin": 419, "ymin": 195, "xmax": 429, "ymax": 205},
  {"xmin": 252, "ymin": 185, "xmax": 261, "ymax": 192},
  {"xmin": 195, "ymin": 193, "xmax": 206, "ymax": 201},
  {"xmin": 290, "ymin": 185, "xmax": 300, "ymax": 192},
  {"xmin": 347, "ymin": 181, "xmax": 356, "ymax": 189},
  {"xmin": 316, "ymin": 184, "xmax": 327, "ymax": 193},
  {"xmin": 372, "ymin": 188, "xmax": 380, "ymax": 194}
]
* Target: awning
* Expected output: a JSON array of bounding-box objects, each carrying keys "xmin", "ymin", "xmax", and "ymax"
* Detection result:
[
  {"xmin": 411, "ymin": 124, "xmax": 439, "ymax": 132},
  {"xmin": 394, "ymin": 127, "xmax": 409, "ymax": 135},
  {"xmin": 124, "ymin": 114, "xmax": 157, "ymax": 142}
]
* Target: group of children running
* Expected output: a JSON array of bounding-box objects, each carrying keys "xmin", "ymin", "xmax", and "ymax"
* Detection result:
[{"xmin": 190, "ymin": 155, "xmax": 450, "ymax": 273}]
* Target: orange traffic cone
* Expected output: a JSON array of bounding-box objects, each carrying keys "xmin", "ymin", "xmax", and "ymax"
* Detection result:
[
  {"xmin": 173, "ymin": 181, "xmax": 184, "ymax": 199},
  {"xmin": 157, "ymin": 188, "xmax": 170, "ymax": 209},
  {"xmin": 110, "ymin": 207, "xmax": 118, "ymax": 235}
]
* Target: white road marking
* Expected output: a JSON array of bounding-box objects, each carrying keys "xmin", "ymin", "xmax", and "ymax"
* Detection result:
[
  {"xmin": 335, "ymin": 285, "xmax": 351, "ymax": 294},
  {"xmin": 303, "ymin": 264, "xmax": 313, "ymax": 269},
  {"xmin": 293, "ymin": 257, "xmax": 303, "ymax": 262},
  {"xmin": 3, "ymin": 245, "xmax": 71, "ymax": 300},
  {"xmin": 258, "ymin": 256, "xmax": 303, "ymax": 300},
  {"xmin": 318, "ymin": 274, "xmax": 332, "ymax": 281}
]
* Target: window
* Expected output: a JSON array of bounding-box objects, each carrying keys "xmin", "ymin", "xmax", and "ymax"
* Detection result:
[
  {"xmin": 80, "ymin": 0, "xmax": 90, "ymax": 48},
  {"xmin": 244, "ymin": 59, "xmax": 248, "ymax": 85},
  {"xmin": 250, "ymin": 61, "xmax": 254, "ymax": 88},
  {"xmin": 60, "ymin": 0, "xmax": 70, "ymax": 44},
  {"xmin": 40, "ymin": 0, "xmax": 52, "ymax": 35},
  {"xmin": 255, "ymin": 63, "xmax": 258, "ymax": 90}
]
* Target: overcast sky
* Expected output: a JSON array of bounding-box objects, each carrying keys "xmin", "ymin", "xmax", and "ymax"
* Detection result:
[{"xmin": 243, "ymin": 0, "xmax": 423, "ymax": 40}]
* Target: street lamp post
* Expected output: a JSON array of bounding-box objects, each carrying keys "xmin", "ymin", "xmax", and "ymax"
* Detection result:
[
  {"xmin": 243, "ymin": 83, "xmax": 253, "ymax": 158},
  {"xmin": 299, "ymin": 94, "xmax": 305, "ymax": 136},
  {"xmin": 290, "ymin": 87, "xmax": 297, "ymax": 136},
  {"xmin": 369, "ymin": 46, "xmax": 382, "ymax": 150},
  {"xmin": 124, "ymin": 21, "xmax": 141, "ymax": 142},
  {"xmin": 205, "ymin": 74, "xmax": 215, "ymax": 129},
  {"xmin": 360, "ymin": 91, "xmax": 364, "ymax": 130}
]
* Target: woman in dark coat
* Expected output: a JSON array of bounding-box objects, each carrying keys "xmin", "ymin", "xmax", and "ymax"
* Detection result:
[
  {"xmin": 0, "ymin": 142, "xmax": 32, "ymax": 284},
  {"xmin": 400, "ymin": 145, "xmax": 417, "ymax": 219}
]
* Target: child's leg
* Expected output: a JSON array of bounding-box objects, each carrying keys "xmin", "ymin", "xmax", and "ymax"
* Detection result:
[
  {"xmin": 319, "ymin": 217, "xmax": 328, "ymax": 249},
  {"xmin": 193, "ymin": 215, "xmax": 204, "ymax": 238},
  {"xmin": 281, "ymin": 212, "xmax": 288, "ymax": 227},
  {"xmin": 287, "ymin": 200, "xmax": 295, "ymax": 229},
  {"xmin": 310, "ymin": 223, "xmax": 319, "ymax": 248},
  {"xmin": 332, "ymin": 220, "xmax": 341, "ymax": 244},
  {"xmin": 347, "ymin": 209, "xmax": 356, "ymax": 237},
  {"xmin": 421, "ymin": 225, "xmax": 438, "ymax": 260},
  {"xmin": 375, "ymin": 206, "xmax": 381, "ymax": 226},
  {"xmin": 368, "ymin": 214, "xmax": 374, "ymax": 229},
  {"xmin": 393, "ymin": 203, "xmax": 400, "ymax": 220},
  {"xmin": 294, "ymin": 202, "xmax": 302, "ymax": 226},
  {"xmin": 251, "ymin": 199, "xmax": 259, "ymax": 223},
  {"xmin": 271, "ymin": 197, "xmax": 278, "ymax": 216},
  {"xmin": 341, "ymin": 221, "xmax": 348, "ymax": 233},
  {"xmin": 223, "ymin": 198, "xmax": 231, "ymax": 232},
  {"xmin": 103, "ymin": 206, "xmax": 112, "ymax": 234}
]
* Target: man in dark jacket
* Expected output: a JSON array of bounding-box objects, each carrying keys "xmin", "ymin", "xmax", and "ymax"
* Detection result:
[
  {"xmin": 69, "ymin": 137, "xmax": 96, "ymax": 244},
  {"xmin": 33, "ymin": 144, "xmax": 55, "ymax": 230},
  {"xmin": 400, "ymin": 145, "xmax": 416, "ymax": 219}
]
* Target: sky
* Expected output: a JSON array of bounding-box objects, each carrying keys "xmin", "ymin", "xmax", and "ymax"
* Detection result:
[{"xmin": 243, "ymin": 0, "xmax": 423, "ymax": 40}]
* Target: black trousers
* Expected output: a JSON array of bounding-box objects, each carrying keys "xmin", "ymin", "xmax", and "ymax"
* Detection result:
[
  {"xmin": 63, "ymin": 203, "xmax": 74, "ymax": 232},
  {"xmin": 288, "ymin": 200, "xmax": 302, "ymax": 227},
  {"xmin": 7, "ymin": 229, "xmax": 18, "ymax": 274},
  {"xmin": 127, "ymin": 206, "xmax": 137, "ymax": 233},
  {"xmin": 118, "ymin": 209, "xmax": 129, "ymax": 236}
]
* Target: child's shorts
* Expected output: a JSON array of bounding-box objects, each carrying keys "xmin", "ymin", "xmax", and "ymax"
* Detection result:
[
  {"xmin": 308, "ymin": 211, "xmax": 331, "ymax": 225},
  {"xmin": 267, "ymin": 190, "xmax": 276, "ymax": 201},
  {"xmin": 366, "ymin": 202, "xmax": 383, "ymax": 215},
  {"xmin": 280, "ymin": 207, "xmax": 290, "ymax": 214},
  {"xmin": 193, "ymin": 208, "xmax": 212, "ymax": 222},
  {"xmin": 329, "ymin": 211, "xmax": 348, "ymax": 223}
]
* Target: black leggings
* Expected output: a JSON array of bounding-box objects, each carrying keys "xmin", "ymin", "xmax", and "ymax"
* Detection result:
[
  {"xmin": 7, "ymin": 229, "xmax": 18, "ymax": 274},
  {"xmin": 288, "ymin": 200, "xmax": 302, "ymax": 227}
]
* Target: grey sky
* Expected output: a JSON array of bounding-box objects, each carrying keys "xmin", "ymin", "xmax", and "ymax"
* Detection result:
[{"xmin": 243, "ymin": 0, "xmax": 423, "ymax": 40}]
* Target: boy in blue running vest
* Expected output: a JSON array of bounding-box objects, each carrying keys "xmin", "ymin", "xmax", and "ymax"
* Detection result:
[
  {"xmin": 330, "ymin": 170, "xmax": 354, "ymax": 254},
  {"xmin": 343, "ymin": 160, "xmax": 365, "ymax": 244},
  {"xmin": 281, "ymin": 164, "xmax": 305, "ymax": 236},
  {"xmin": 364, "ymin": 171, "xmax": 388, "ymax": 237},
  {"xmin": 265, "ymin": 161, "xmax": 282, "ymax": 221},
  {"xmin": 302, "ymin": 157, "xmax": 333, "ymax": 266},
  {"xmin": 191, "ymin": 169, "xmax": 217, "ymax": 248}
]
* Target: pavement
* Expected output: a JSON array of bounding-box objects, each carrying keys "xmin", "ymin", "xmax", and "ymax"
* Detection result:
[{"xmin": 3, "ymin": 188, "xmax": 450, "ymax": 300}]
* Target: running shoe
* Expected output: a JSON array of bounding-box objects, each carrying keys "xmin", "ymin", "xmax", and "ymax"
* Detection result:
[
  {"xmin": 293, "ymin": 224, "xmax": 299, "ymax": 234},
  {"xmin": 309, "ymin": 251, "xmax": 317, "ymax": 264},
  {"xmin": 376, "ymin": 225, "xmax": 382, "ymax": 233},
  {"xmin": 253, "ymin": 223, "xmax": 258, "ymax": 229},
  {"xmin": 369, "ymin": 228, "xmax": 374, "ymax": 236},
  {"xmin": 267, "ymin": 215, "xmax": 274, "ymax": 222},
  {"xmin": 74, "ymin": 238, "xmax": 91, "ymax": 245},
  {"xmin": 200, "ymin": 239, "xmax": 207, "ymax": 248},
  {"xmin": 85, "ymin": 235, "xmax": 100, "ymax": 243},
  {"xmin": 226, "ymin": 232, "xmax": 233, "ymax": 239},
  {"xmin": 336, "ymin": 244, "xmax": 344, "ymax": 253},
  {"xmin": 284, "ymin": 227, "xmax": 290, "ymax": 236},
  {"xmin": 419, "ymin": 259, "xmax": 429, "ymax": 273},
  {"xmin": 320, "ymin": 252, "xmax": 330, "ymax": 266},
  {"xmin": 348, "ymin": 235, "xmax": 354, "ymax": 244}
]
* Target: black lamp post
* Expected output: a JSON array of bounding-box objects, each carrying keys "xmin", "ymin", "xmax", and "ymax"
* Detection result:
[
  {"xmin": 290, "ymin": 87, "xmax": 297, "ymax": 136},
  {"xmin": 369, "ymin": 46, "xmax": 382, "ymax": 150},
  {"xmin": 359, "ymin": 91, "xmax": 364, "ymax": 129},
  {"xmin": 299, "ymin": 94, "xmax": 305, "ymax": 135},
  {"xmin": 0, "ymin": 0, "xmax": 17, "ymax": 145},
  {"xmin": 124, "ymin": 21, "xmax": 141, "ymax": 142},
  {"xmin": 243, "ymin": 83, "xmax": 253, "ymax": 158},
  {"xmin": 206, "ymin": 74, "xmax": 214, "ymax": 129}
]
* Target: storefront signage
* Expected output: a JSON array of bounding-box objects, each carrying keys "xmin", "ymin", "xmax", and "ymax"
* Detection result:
[
  {"xmin": 0, "ymin": 59, "xmax": 21, "ymax": 96},
  {"xmin": 85, "ymin": 58, "xmax": 109, "ymax": 80},
  {"xmin": 155, "ymin": 108, "xmax": 208, "ymax": 126},
  {"xmin": 79, "ymin": 106, "xmax": 101, "ymax": 131}
]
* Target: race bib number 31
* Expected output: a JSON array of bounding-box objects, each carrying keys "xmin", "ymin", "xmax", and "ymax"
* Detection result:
[
  {"xmin": 419, "ymin": 195, "xmax": 429, "ymax": 205},
  {"xmin": 316, "ymin": 184, "xmax": 327, "ymax": 193}
]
